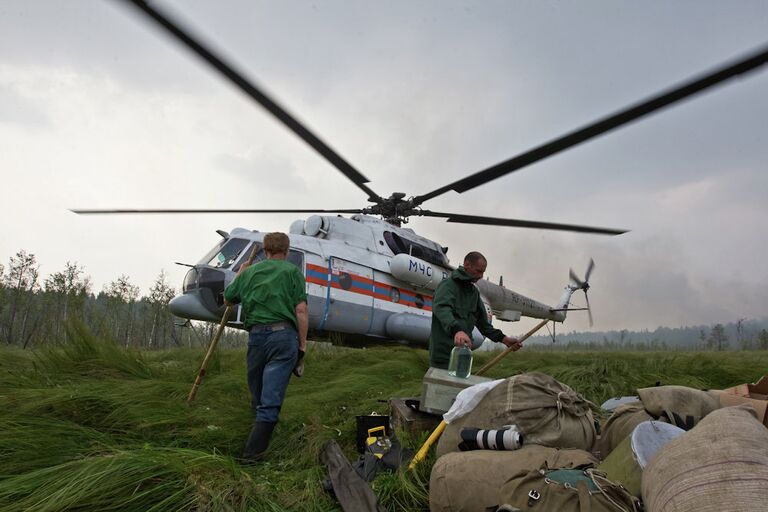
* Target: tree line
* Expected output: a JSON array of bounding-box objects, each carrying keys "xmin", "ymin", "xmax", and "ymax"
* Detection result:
[
  {"xmin": 0, "ymin": 250, "xmax": 246, "ymax": 350},
  {"xmin": 527, "ymin": 320, "xmax": 768, "ymax": 351},
  {"xmin": 4, "ymin": 249, "xmax": 767, "ymax": 352}
]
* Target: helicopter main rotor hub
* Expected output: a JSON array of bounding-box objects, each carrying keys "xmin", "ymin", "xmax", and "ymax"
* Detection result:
[{"xmin": 363, "ymin": 192, "xmax": 416, "ymax": 226}]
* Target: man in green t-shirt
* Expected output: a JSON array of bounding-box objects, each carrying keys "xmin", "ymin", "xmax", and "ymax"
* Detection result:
[
  {"xmin": 224, "ymin": 232, "xmax": 308, "ymax": 463},
  {"xmin": 429, "ymin": 251, "xmax": 522, "ymax": 369}
]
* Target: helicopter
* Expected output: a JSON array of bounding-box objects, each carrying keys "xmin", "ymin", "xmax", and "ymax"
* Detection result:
[
  {"xmin": 151, "ymin": 218, "xmax": 596, "ymax": 346},
  {"xmin": 74, "ymin": 1, "xmax": 768, "ymax": 345}
]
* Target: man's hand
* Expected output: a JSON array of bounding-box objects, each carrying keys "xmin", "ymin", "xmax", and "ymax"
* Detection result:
[
  {"xmin": 502, "ymin": 336, "xmax": 523, "ymax": 351},
  {"xmin": 293, "ymin": 349, "xmax": 305, "ymax": 377},
  {"xmin": 454, "ymin": 331, "xmax": 472, "ymax": 347},
  {"xmin": 295, "ymin": 302, "xmax": 308, "ymax": 352}
]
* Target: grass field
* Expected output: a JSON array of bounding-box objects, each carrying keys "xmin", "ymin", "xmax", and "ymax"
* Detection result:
[{"xmin": 1, "ymin": 324, "xmax": 767, "ymax": 511}]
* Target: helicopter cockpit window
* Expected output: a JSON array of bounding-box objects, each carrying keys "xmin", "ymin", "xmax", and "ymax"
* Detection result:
[
  {"xmin": 287, "ymin": 250, "xmax": 304, "ymax": 270},
  {"xmin": 199, "ymin": 238, "xmax": 250, "ymax": 269},
  {"xmin": 383, "ymin": 231, "xmax": 448, "ymax": 267},
  {"xmin": 232, "ymin": 242, "xmax": 262, "ymax": 273},
  {"xmin": 242, "ymin": 247, "xmax": 305, "ymax": 273}
]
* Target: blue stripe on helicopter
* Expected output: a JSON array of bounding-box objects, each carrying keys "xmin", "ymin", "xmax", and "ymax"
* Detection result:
[{"xmin": 304, "ymin": 263, "xmax": 433, "ymax": 310}]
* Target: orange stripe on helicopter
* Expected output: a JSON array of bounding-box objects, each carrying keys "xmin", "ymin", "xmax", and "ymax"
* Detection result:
[{"xmin": 305, "ymin": 262, "xmax": 432, "ymax": 311}]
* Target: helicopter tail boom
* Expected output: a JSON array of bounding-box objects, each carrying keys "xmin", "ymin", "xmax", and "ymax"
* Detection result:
[
  {"xmin": 550, "ymin": 259, "xmax": 595, "ymax": 325},
  {"xmin": 550, "ymin": 284, "xmax": 580, "ymax": 323}
]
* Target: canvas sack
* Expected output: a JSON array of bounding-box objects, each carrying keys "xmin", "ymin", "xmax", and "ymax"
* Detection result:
[
  {"xmin": 495, "ymin": 468, "xmax": 639, "ymax": 512},
  {"xmin": 636, "ymin": 385, "xmax": 719, "ymax": 430},
  {"xmin": 436, "ymin": 372, "xmax": 597, "ymax": 458},
  {"xmin": 598, "ymin": 401, "xmax": 657, "ymax": 458},
  {"xmin": 642, "ymin": 405, "xmax": 768, "ymax": 512},
  {"xmin": 429, "ymin": 445, "xmax": 598, "ymax": 512}
]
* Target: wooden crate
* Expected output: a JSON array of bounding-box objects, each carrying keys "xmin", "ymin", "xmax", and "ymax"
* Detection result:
[{"xmin": 389, "ymin": 397, "xmax": 441, "ymax": 438}]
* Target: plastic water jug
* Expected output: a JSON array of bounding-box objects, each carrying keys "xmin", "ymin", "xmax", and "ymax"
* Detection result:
[{"xmin": 448, "ymin": 345, "xmax": 473, "ymax": 378}]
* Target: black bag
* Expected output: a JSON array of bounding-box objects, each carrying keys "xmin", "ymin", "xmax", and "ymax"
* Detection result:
[
  {"xmin": 352, "ymin": 434, "xmax": 413, "ymax": 482},
  {"xmin": 319, "ymin": 440, "xmax": 386, "ymax": 512}
]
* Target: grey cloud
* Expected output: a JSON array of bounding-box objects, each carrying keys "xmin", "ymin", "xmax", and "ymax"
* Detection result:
[
  {"xmin": 0, "ymin": 1, "xmax": 220, "ymax": 94},
  {"xmin": 0, "ymin": 84, "xmax": 50, "ymax": 128},
  {"xmin": 214, "ymin": 151, "xmax": 309, "ymax": 195}
]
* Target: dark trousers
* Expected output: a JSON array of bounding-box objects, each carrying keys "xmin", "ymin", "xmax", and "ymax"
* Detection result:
[{"xmin": 246, "ymin": 324, "xmax": 299, "ymax": 423}]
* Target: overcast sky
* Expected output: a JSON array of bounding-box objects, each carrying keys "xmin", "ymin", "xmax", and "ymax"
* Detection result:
[{"xmin": 1, "ymin": 1, "xmax": 766, "ymax": 333}]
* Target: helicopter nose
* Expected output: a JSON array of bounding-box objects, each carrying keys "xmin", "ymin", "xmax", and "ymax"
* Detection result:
[
  {"xmin": 169, "ymin": 292, "xmax": 219, "ymax": 322},
  {"xmin": 173, "ymin": 266, "xmax": 228, "ymax": 321}
]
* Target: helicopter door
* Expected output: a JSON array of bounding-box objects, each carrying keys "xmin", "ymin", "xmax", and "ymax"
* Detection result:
[{"xmin": 322, "ymin": 257, "xmax": 374, "ymax": 334}]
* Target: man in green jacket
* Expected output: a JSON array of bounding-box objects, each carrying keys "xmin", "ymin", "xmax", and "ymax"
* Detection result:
[{"xmin": 429, "ymin": 251, "xmax": 522, "ymax": 369}]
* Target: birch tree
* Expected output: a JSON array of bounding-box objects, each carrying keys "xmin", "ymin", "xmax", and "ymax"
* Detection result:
[
  {"xmin": 147, "ymin": 270, "xmax": 176, "ymax": 348},
  {"xmin": 104, "ymin": 275, "xmax": 140, "ymax": 347},
  {"xmin": 44, "ymin": 262, "xmax": 91, "ymax": 342},
  {"xmin": 2, "ymin": 251, "xmax": 40, "ymax": 345}
]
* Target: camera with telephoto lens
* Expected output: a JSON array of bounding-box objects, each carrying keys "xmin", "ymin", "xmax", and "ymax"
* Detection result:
[{"xmin": 458, "ymin": 425, "xmax": 523, "ymax": 451}]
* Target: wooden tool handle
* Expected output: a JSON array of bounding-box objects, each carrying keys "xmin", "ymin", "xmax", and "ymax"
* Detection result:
[{"xmin": 187, "ymin": 305, "xmax": 233, "ymax": 402}]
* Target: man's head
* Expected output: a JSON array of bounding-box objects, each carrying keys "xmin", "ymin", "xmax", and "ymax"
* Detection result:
[
  {"xmin": 263, "ymin": 232, "xmax": 290, "ymax": 258},
  {"xmin": 463, "ymin": 251, "xmax": 487, "ymax": 283}
]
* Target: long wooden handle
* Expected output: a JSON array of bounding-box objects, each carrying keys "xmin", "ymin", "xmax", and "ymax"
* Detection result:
[
  {"xmin": 187, "ymin": 306, "xmax": 233, "ymax": 402},
  {"xmin": 187, "ymin": 243, "xmax": 261, "ymax": 403},
  {"xmin": 187, "ymin": 244, "xmax": 260, "ymax": 403},
  {"xmin": 236, "ymin": 243, "xmax": 260, "ymax": 276},
  {"xmin": 408, "ymin": 319, "xmax": 549, "ymax": 469},
  {"xmin": 474, "ymin": 319, "xmax": 548, "ymax": 375}
]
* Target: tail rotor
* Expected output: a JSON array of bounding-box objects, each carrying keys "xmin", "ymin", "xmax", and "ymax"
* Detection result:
[{"xmin": 569, "ymin": 258, "xmax": 595, "ymax": 327}]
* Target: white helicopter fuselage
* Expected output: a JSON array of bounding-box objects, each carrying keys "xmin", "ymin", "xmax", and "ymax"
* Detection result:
[{"xmin": 170, "ymin": 214, "xmax": 573, "ymax": 345}]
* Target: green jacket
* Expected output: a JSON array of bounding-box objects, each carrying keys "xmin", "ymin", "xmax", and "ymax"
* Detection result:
[{"xmin": 428, "ymin": 266, "xmax": 504, "ymax": 369}]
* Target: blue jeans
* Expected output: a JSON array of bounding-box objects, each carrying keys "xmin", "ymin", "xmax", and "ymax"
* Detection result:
[{"xmin": 246, "ymin": 325, "xmax": 299, "ymax": 423}]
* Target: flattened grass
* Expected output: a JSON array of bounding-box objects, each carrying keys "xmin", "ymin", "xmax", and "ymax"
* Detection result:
[
  {"xmin": 1, "ymin": 326, "xmax": 767, "ymax": 511},
  {"xmin": 0, "ymin": 448, "xmax": 264, "ymax": 512}
]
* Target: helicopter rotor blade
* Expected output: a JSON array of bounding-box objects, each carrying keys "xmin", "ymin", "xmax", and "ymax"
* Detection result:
[
  {"xmin": 121, "ymin": 0, "xmax": 382, "ymax": 203},
  {"xmin": 569, "ymin": 268, "xmax": 583, "ymax": 287},
  {"xmin": 584, "ymin": 258, "xmax": 595, "ymax": 282},
  {"xmin": 412, "ymin": 43, "xmax": 768, "ymax": 206},
  {"xmin": 417, "ymin": 211, "xmax": 627, "ymax": 235},
  {"xmin": 71, "ymin": 208, "xmax": 366, "ymax": 215},
  {"xmin": 578, "ymin": 259, "xmax": 594, "ymax": 326}
]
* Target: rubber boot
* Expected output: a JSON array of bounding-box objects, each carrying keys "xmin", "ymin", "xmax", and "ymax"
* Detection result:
[{"xmin": 241, "ymin": 421, "xmax": 276, "ymax": 463}]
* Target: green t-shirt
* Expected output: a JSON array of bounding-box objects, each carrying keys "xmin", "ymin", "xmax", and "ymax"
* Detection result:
[{"xmin": 224, "ymin": 259, "xmax": 307, "ymax": 329}]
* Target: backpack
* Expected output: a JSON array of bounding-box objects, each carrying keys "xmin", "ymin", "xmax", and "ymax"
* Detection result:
[
  {"xmin": 429, "ymin": 445, "xmax": 598, "ymax": 512},
  {"xmin": 496, "ymin": 468, "xmax": 639, "ymax": 512},
  {"xmin": 437, "ymin": 372, "xmax": 597, "ymax": 458}
]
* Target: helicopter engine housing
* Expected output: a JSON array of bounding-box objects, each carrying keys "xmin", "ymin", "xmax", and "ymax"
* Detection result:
[
  {"xmin": 390, "ymin": 254, "xmax": 448, "ymax": 290},
  {"xmin": 385, "ymin": 312, "xmax": 485, "ymax": 347}
]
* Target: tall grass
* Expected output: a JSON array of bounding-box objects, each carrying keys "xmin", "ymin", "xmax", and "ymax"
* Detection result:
[{"xmin": 1, "ymin": 325, "xmax": 767, "ymax": 511}]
